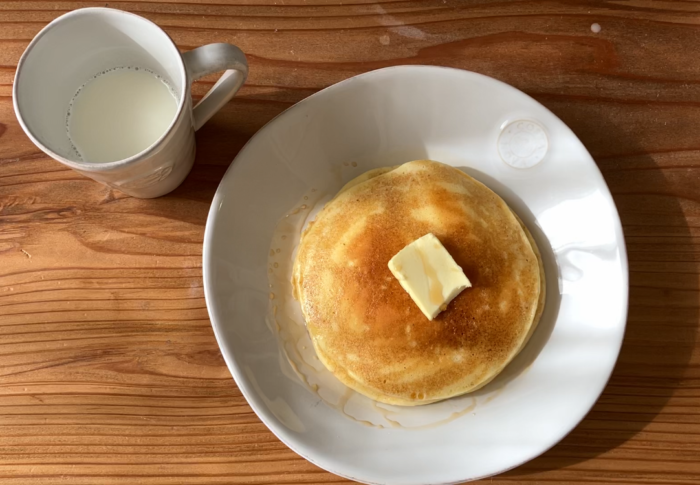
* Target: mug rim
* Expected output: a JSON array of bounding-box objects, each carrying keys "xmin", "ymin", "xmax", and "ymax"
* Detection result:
[{"xmin": 13, "ymin": 7, "xmax": 189, "ymax": 172}]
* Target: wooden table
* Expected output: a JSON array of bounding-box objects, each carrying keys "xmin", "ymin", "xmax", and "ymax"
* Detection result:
[{"xmin": 1, "ymin": 1, "xmax": 699, "ymax": 483}]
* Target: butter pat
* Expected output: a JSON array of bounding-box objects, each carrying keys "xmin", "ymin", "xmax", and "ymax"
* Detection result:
[{"xmin": 388, "ymin": 233, "xmax": 471, "ymax": 320}]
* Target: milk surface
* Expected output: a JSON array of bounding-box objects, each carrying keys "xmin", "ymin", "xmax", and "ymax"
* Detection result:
[{"xmin": 67, "ymin": 67, "xmax": 178, "ymax": 163}]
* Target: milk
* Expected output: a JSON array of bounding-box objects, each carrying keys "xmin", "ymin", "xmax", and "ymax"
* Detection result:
[{"xmin": 66, "ymin": 67, "xmax": 178, "ymax": 163}]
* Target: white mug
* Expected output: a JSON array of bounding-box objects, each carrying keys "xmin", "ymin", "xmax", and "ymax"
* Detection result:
[{"xmin": 13, "ymin": 7, "xmax": 248, "ymax": 198}]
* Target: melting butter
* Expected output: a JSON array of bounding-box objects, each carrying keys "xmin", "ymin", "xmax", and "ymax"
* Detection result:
[{"xmin": 388, "ymin": 233, "xmax": 471, "ymax": 320}]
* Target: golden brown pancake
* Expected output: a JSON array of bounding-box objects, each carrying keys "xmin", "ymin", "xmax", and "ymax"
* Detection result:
[{"xmin": 293, "ymin": 160, "xmax": 544, "ymax": 406}]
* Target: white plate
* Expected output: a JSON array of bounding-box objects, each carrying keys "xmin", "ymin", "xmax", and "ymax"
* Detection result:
[{"xmin": 203, "ymin": 66, "xmax": 628, "ymax": 484}]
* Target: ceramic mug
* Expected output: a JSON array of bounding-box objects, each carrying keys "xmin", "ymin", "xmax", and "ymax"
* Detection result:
[{"xmin": 13, "ymin": 7, "xmax": 248, "ymax": 198}]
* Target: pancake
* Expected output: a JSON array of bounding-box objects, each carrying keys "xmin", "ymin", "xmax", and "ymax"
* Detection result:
[{"xmin": 292, "ymin": 160, "xmax": 544, "ymax": 406}]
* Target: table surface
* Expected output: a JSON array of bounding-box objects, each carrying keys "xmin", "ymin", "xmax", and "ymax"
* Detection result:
[{"xmin": 2, "ymin": 1, "xmax": 700, "ymax": 484}]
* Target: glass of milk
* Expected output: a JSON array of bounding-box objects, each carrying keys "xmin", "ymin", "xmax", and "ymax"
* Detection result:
[{"xmin": 13, "ymin": 8, "xmax": 248, "ymax": 198}]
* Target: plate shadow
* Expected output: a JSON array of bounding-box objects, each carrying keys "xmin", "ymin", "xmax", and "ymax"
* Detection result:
[{"xmin": 503, "ymin": 103, "xmax": 698, "ymax": 476}]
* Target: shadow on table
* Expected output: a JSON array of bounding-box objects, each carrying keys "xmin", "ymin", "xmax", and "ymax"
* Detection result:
[
  {"xmin": 168, "ymin": 93, "xmax": 294, "ymax": 203},
  {"xmin": 505, "ymin": 104, "xmax": 699, "ymax": 476}
]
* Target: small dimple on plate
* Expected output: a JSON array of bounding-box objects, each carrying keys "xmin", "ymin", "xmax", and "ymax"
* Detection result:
[{"xmin": 498, "ymin": 120, "xmax": 548, "ymax": 169}]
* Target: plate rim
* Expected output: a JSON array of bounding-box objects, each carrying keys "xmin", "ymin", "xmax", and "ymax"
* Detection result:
[{"xmin": 202, "ymin": 64, "xmax": 629, "ymax": 485}]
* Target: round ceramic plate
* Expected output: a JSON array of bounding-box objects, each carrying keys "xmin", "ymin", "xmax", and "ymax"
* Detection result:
[{"xmin": 203, "ymin": 66, "xmax": 628, "ymax": 484}]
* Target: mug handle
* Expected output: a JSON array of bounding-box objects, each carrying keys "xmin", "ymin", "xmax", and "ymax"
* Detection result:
[{"xmin": 182, "ymin": 43, "xmax": 248, "ymax": 131}]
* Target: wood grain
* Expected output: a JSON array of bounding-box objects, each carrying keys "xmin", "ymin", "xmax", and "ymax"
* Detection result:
[{"xmin": 1, "ymin": 0, "xmax": 699, "ymax": 483}]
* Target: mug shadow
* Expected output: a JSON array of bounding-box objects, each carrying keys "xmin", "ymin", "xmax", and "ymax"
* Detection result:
[
  {"xmin": 167, "ymin": 94, "xmax": 292, "ymax": 203},
  {"xmin": 503, "ymin": 106, "xmax": 698, "ymax": 476}
]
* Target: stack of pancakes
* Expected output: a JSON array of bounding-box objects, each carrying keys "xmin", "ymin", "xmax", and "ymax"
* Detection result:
[{"xmin": 293, "ymin": 160, "xmax": 545, "ymax": 406}]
